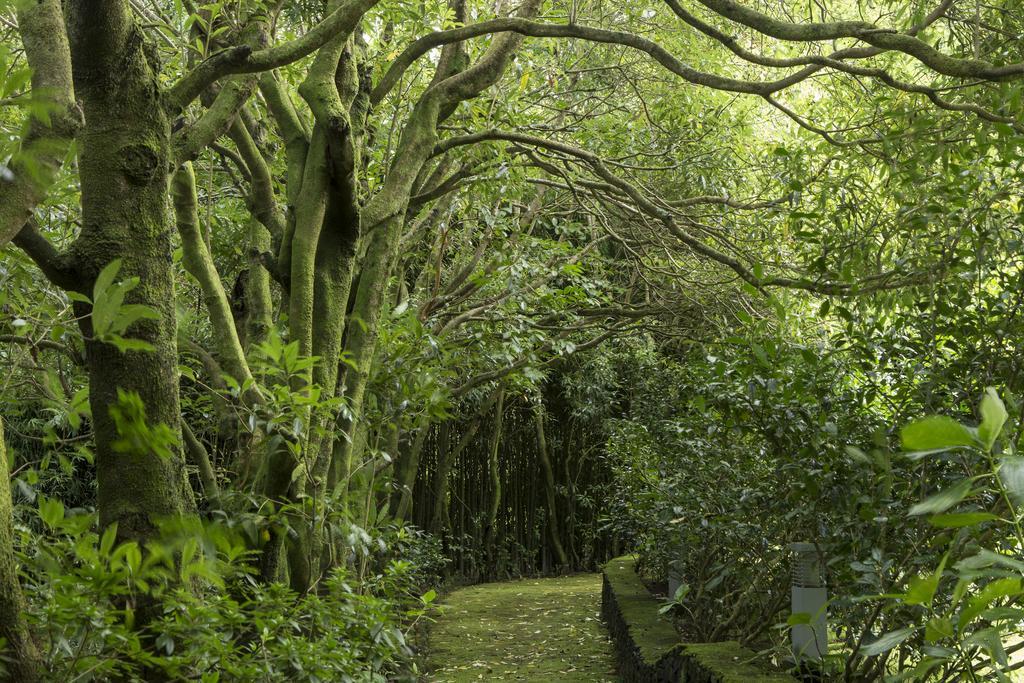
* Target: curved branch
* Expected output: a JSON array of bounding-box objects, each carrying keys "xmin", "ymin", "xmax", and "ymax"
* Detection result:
[
  {"xmin": 663, "ymin": 0, "xmax": 952, "ymax": 68},
  {"xmin": 173, "ymin": 75, "xmax": 256, "ymax": 166},
  {"xmin": 172, "ymin": 163, "xmax": 258, "ymax": 403},
  {"xmin": 435, "ymin": 130, "xmax": 933, "ymax": 295},
  {"xmin": 12, "ymin": 220, "xmax": 82, "ymax": 292},
  {"xmin": 373, "ymin": 4, "xmax": 1020, "ymax": 138},
  {"xmin": 0, "ymin": 0, "xmax": 81, "ymax": 248},
  {"xmin": 688, "ymin": 0, "xmax": 1024, "ymax": 80},
  {"xmin": 166, "ymin": 0, "xmax": 380, "ymax": 112},
  {"xmin": 372, "ymin": 18, "xmax": 824, "ymax": 105}
]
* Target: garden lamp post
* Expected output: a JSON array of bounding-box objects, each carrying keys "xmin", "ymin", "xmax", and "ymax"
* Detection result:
[{"xmin": 791, "ymin": 542, "xmax": 828, "ymax": 663}]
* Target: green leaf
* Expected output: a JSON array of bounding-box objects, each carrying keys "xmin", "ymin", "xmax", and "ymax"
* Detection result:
[
  {"xmin": 901, "ymin": 416, "xmax": 977, "ymax": 453},
  {"xmin": 924, "ymin": 617, "xmax": 953, "ymax": 644},
  {"xmin": 38, "ymin": 495, "xmax": 64, "ymax": 529},
  {"xmin": 115, "ymin": 304, "xmax": 160, "ymax": 329},
  {"xmin": 860, "ymin": 627, "xmax": 916, "ymax": 657},
  {"xmin": 104, "ymin": 335, "xmax": 155, "ymax": 354},
  {"xmin": 978, "ymin": 388, "xmax": 1007, "ymax": 450},
  {"xmin": 909, "ymin": 478, "xmax": 974, "ymax": 516},
  {"xmin": 998, "ymin": 456, "xmax": 1024, "ymax": 505},
  {"xmin": 905, "ymin": 574, "xmax": 940, "ymax": 607},
  {"xmin": 928, "ymin": 512, "xmax": 999, "ymax": 528},
  {"xmin": 92, "ymin": 258, "xmax": 122, "ymax": 305},
  {"xmin": 959, "ymin": 578, "xmax": 1023, "ymax": 630},
  {"xmin": 955, "ymin": 549, "xmax": 1024, "ymax": 574},
  {"xmin": 904, "ymin": 554, "xmax": 947, "ymax": 607},
  {"xmin": 122, "ymin": 542, "xmax": 142, "ymax": 574},
  {"xmin": 788, "ymin": 612, "xmax": 812, "ymax": 626},
  {"xmin": 963, "ymin": 627, "xmax": 1008, "ymax": 669},
  {"xmin": 100, "ymin": 523, "xmax": 118, "ymax": 556},
  {"xmin": 845, "ymin": 445, "xmax": 871, "ymax": 465}
]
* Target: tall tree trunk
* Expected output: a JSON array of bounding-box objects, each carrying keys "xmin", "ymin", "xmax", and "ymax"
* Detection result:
[
  {"xmin": 484, "ymin": 388, "xmax": 505, "ymax": 574},
  {"xmin": 430, "ymin": 392, "xmax": 501, "ymax": 534},
  {"xmin": 66, "ymin": 2, "xmax": 195, "ymax": 544},
  {"xmin": 0, "ymin": 419, "xmax": 40, "ymax": 682},
  {"xmin": 329, "ymin": 222, "xmax": 395, "ymax": 505},
  {"xmin": 392, "ymin": 421, "xmax": 430, "ymax": 521},
  {"xmin": 533, "ymin": 402, "xmax": 568, "ymax": 569}
]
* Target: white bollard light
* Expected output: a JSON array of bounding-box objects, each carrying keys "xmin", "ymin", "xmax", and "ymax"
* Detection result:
[
  {"xmin": 667, "ymin": 564, "xmax": 683, "ymax": 600},
  {"xmin": 791, "ymin": 542, "xmax": 828, "ymax": 663}
]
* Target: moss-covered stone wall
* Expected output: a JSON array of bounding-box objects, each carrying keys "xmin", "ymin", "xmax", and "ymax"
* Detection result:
[{"xmin": 601, "ymin": 555, "xmax": 796, "ymax": 683}]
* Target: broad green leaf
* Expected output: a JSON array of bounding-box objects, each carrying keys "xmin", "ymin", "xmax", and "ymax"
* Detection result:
[
  {"xmin": 92, "ymin": 258, "xmax": 123, "ymax": 303},
  {"xmin": 905, "ymin": 554, "xmax": 947, "ymax": 607},
  {"xmin": 978, "ymin": 388, "xmax": 1007, "ymax": 450},
  {"xmin": 105, "ymin": 335, "xmax": 155, "ymax": 354},
  {"xmin": 93, "ymin": 277, "xmax": 139, "ymax": 339},
  {"xmin": 900, "ymin": 416, "xmax": 977, "ymax": 453},
  {"xmin": 905, "ymin": 573, "xmax": 940, "ymax": 607},
  {"xmin": 115, "ymin": 304, "xmax": 160, "ymax": 329},
  {"xmin": 123, "ymin": 542, "xmax": 142, "ymax": 573},
  {"xmin": 99, "ymin": 523, "xmax": 118, "ymax": 556},
  {"xmin": 909, "ymin": 479, "xmax": 974, "ymax": 517},
  {"xmin": 963, "ymin": 627, "xmax": 1008, "ymax": 669},
  {"xmin": 845, "ymin": 445, "xmax": 871, "ymax": 465},
  {"xmin": 982, "ymin": 606, "xmax": 1024, "ymax": 623},
  {"xmin": 860, "ymin": 627, "xmax": 916, "ymax": 656},
  {"xmin": 998, "ymin": 456, "xmax": 1024, "ymax": 505},
  {"xmin": 955, "ymin": 549, "xmax": 1024, "ymax": 574},
  {"xmin": 958, "ymin": 578, "xmax": 1023, "ymax": 630},
  {"xmin": 924, "ymin": 617, "xmax": 953, "ymax": 644},
  {"xmin": 928, "ymin": 512, "xmax": 999, "ymax": 528}
]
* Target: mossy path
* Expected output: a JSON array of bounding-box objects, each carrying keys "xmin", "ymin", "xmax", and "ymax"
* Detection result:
[{"xmin": 425, "ymin": 573, "xmax": 619, "ymax": 682}]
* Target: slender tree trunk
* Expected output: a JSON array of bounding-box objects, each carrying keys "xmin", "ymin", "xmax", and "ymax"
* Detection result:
[
  {"xmin": 392, "ymin": 420, "xmax": 429, "ymax": 521},
  {"xmin": 429, "ymin": 418, "xmax": 472, "ymax": 534},
  {"xmin": 430, "ymin": 392, "xmax": 500, "ymax": 533},
  {"xmin": 172, "ymin": 163, "xmax": 254, "ymax": 392},
  {"xmin": 330, "ymin": 221, "xmax": 396, "ymax": 505},
  {"xmin": 533, "ymin": 402, "xmax": 568, "ymax": 569},
  {"xmin": 0, "ymin": 419, "xmax": 40, "ymax": 682},
  {"xmin": 484, "ymin": 388, "xmax": 505, "ymax": 574}
]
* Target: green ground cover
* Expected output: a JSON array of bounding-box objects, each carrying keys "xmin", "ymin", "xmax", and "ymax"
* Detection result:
[{"xmin": 426, "ymin": 574, "xmax": 618, "ymax": 682}]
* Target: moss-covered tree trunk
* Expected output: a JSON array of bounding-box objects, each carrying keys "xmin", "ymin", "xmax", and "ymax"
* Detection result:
[
  {"xmin": 329, "ymin": 219, "xmax": 397, "ymax": 504},
  {"xmin": 392, "ymin": 418, "xmax": 430, "ymax": 520},
  {"xmin": 0, "ymin": 419, "xmax": 40, "ymax": 682},
  {"xmin": 66, "ymin": 4, "xmax": 194, "ymax": 542}
]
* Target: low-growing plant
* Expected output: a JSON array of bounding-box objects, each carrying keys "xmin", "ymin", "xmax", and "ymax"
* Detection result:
[{"xmin": 5, "ymin": 496, "xmax": 436, "ymax": 682}]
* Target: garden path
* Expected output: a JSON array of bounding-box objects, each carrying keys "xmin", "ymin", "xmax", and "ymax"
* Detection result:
[{"xmin": 425, "ymin": 573, "xmax": 618, "ymax": 681}]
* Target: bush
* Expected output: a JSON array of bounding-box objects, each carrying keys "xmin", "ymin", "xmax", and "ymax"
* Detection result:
[{"xmin": 5, "ymin": 503, "xmax": 435, "ymax": 682}]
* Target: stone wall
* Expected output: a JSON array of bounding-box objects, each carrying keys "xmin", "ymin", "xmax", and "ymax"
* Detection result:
[{"xmin": 601, "ymin": 556, "xmax": 796, "ymax": 683}]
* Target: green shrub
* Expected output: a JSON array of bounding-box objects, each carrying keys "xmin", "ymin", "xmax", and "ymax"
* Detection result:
[{"xmin": 6, "ymin": 504, "xmax": 436, "ymax": 682}]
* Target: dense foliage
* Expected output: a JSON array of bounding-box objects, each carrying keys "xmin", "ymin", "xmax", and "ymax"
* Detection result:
[{"xmin": 2, "ymin": 0, "xmax": 1024, "ymax": 680}]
